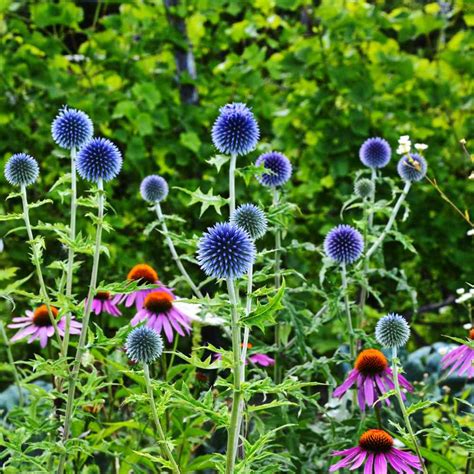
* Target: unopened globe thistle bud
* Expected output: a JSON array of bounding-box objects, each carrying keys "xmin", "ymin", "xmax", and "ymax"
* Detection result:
[
  {"xmin": 4, "ymin": 153, "xmax": 40, "ymax": 187},
  {"xmin": 375, "ymin": 313, "xmax": 410, "ymax": 348},
  {"xmin": 126, "ymin": 326, "xmax": 163, "ymax": 364},
  {"xmin": 354, "ymin": 178, "xmax": 374, "ymax": 198},
  {"xmin": 230, "ymin": 203, "xmax": 267, "ymax": 240}
]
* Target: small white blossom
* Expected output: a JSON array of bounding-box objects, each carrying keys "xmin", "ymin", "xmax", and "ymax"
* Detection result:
[
  {"xmin": 399, "ymin": 135, "xmax": 411, "ymax": 144},
  {"xmin": 456, "ymin": 288, "xmax": 465, "ymax": 295},
  {"xmin": 463, "ymin": 323, "xmax": 473, "ymax": 330},
  {"xmin": 414, "ymin": 143, "xmax": 428, "ymax": 151},
  {"xmin": 467, "ymin": 229, "xmax": 474, "ymax": 236},
  {"xmin": 455, "ymin": 293, "xmax": 473, "ymax": 304},
  {"xmin": 396, "ymin": 143, "xmax": 411, "ymax": 155}
]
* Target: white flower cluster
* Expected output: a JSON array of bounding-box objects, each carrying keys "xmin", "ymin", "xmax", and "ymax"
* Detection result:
[
  {"xmin": 455, "ymin": 287, "xmax": 474, "ymax": 304},
  {"xmin": 396, "ymin": 135, "xmax": 428, "ymax": 155}
]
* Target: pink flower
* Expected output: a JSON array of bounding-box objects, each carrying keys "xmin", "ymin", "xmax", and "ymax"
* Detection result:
[
  {"xmin": 441, "ymin": 329, "xmax": 474, "ymax": 378},
  {"xmin": 8, "ymin": 305, "xmax": 82, "ymax": 349},
  {"xmin": 333, "ymin": 349, "xmax": 413, "ymax": 411},
  {"xmin": 248, "ymin": 353, "xmax": 275, "ymax": 366},
  {"xmin": 91, "ymin": 291, "xmax": 121, "ymax": 317},
  {"xmin": 330, "ymin": 429, "xmax": 422, "ymax": 473},
  {"xmin": 119, "ymin": 264, "xmax": 161, "ymax": 309},
  {"xmin": 131, "ymin": 288, "xmax": 196, "ymax": 343}
]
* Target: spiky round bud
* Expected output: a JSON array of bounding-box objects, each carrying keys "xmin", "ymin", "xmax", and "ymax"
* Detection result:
[
  {"xmin": 359, "ymin": 137, "xmax": 392, "ymax": 169},
  {"xmin": 230, "ymin": 203, "xmax": 267, "ymax": 240},
  {"xmin": 51, "ymin": 106, "xmax": 93, "ymax": 150},
  {"xmin": 397, "ymin": 153, "xmax": 427, "ymax": 182},
  {"xmin": 324, "ymin": 224, "xmax": 364, "ymax": 264},
  {"xmin": 375, "ymin": 313, "xmax": 410, "ymax": 348},
  {"xmin": 140, "ymin": 175, "xmax": 169, "ymax": 203},
  {"xmin": 212, "ymin": 103, "xmax": 259, "ymax": 156},
  {"xmin": 197, "ymin": 222, "xmax": 255, "ymax": 279},
  {"xmin": 4, "ymin": 153, "xmax": 40, "ymax": 187},
  {"xmin": 354, "ymin": 178, "xmax": 374, "ymax": 198},
  {"xmin": 255, "ymin": 151, "xmax": 292, "ymax": 187},
  {"xmin": 76, "ymin": 137, "xmax": 122, "ymax": 182},
  {"xmin": 125, "ymin": 326, "xmax": 163, "ymax": 364}
]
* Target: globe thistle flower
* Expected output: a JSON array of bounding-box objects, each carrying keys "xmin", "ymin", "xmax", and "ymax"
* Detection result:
[
  {"xmin": 333, "ymin": 348, "xmax": 413, "ymax": 411},
  {"xmin": 397, "ymin": 153, "xmax": 427, "ymax": 182},
  {"xmin": 131, "ymin": 287, "xmax": 199, "ymax": 343},
  {"xmin": 354, "ymin": 178, "xmax": 374, "ymax": 198},
  {"xmin": 140, "ymin": 175, "xmax": 169, "ymax": 203},
  {"xmin": 118, "ymin": 264, "xmax": 161, "ymax": 309},
  {"xmin": 4, "ymin": 153, "xmax": 39, "ymax": 187},
  {"xmin": 8, "ymin": 305, "xmax": 82, "ymax": 349},
  {"xmin": 330, "ymin": 429, "xmax": 422, "ymax": 473},
  {"xmin": 324, "ymin": 225, "xmax": 364, "ymax": 264},
  {"xmin": 51, "ymin": 106, "xmax": 93, "ymax": 150},
  {"xmin": 125, "ymin": 326, "xmax": 163, "ymax": 364},
  {"xmin": 197, "ymin": 222, "xmax": 256, "ymax": 279},
  {"xmin": 76, "ymin": 137, "xmax": 122, "ymax": 182},
  {"xmin": 90, "ymin": 291, "xmax": 121, "ymax": 317},
  {"xmin": 255, "ymin": 151, "xmax": 292, "ymax": 187},
  {"xmin": 230, "ymin": 203, "xmax": 267, "ymax": 240},
  {"xmin": 441, "ymin": 329, "xmax": 474, "ymax": 378},
  {"xmin": 375, "ymin": 313, "xmax": 410, "ymax": 348},
  {"xmin": 359, "ymin": 137, "xmax": 392, "ymax": 169},
  {"xmin": 211, "ymin": 102, "xmax": 259, "ymax": 156}
]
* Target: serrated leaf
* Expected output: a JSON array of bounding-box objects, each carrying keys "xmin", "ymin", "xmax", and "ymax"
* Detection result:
[{"xmin": 175, "ymin": 186, "xmax": 228, "ymax": 216}]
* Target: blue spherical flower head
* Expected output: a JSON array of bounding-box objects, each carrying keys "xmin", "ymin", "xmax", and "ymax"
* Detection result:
[
  {"xmin": 140, "ymin": 175, "xmax": 169, "ymax": 203},
  {"xmin": 211, "ymin": 103, "xmax": 259, "ymax": 156},
  {"xmin": 256, "ymin": 151, "xmax": 292, "ymax": 187},
  {"xmin": 197, "ymin": 222, "xmax": 256, "ymax": 279},
  {"xmin": 126, "ymin": 326, "xmax": 163, "ymax": 364},
  {"xmin": 76, "ymin": 137, "xmax": 122, "ymax": 182},
  {"xmin": 324, "ymin": 224, "xmax": 364, "ymax": 264},
  {"xmin": 4, "ymin": 153, "xmax": 39, "ymax": 187},
  {"xmin": 51, "ymin": 105, "xmax": 93, "ymax": 150},
  {"xmin": 231, "ymin": 203, "xmax": 268, "ymax": 240},
  {"xmin": 397, "ymin": 153, "xmax": 427, "ymax": 182},
  {"xmin": 359, "ymin": 137, "xmax": 392, "ymax": 169},
  {"xmin": 375, "ymin": 313, "xmax": 410, "ymax": 348}
]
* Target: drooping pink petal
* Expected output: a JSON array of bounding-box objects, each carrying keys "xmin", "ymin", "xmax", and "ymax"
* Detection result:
[
  {"xmin": 46, "ymin": 326, "xmax": 55, "ymax": 337},
  {"xmin": 386, "ymin": 451, "xmax": 409, "ymax": 473},
  {"xmin": 39, "ymin": 327, "xmax": 49, "ymax": 348},
  {"xmin": 364, "ymin": 376, "xmax": 374, "ymax": 407},
  {"xmin": 8, "ymin": 321, "xmax": 33, "ymax": 328},
  {"xmin": 162, "ymin": 317, "xmax": 174, "ymax": 343},
  {"xmin": 349, "ymin": 450, "xmax": 367, "ymax": 470},
  {"xmin": 334, "ymin": 369, "xmax": 359, "ymax": 398},
  {"xmin": 357, "ymin": 374, "xmax": 366, "ymax": 410},
  {"xmin": 249, "ymin": 354, "xmax": 275, "ymax": 366},
  {"xmin": 441, "ymin": 345, "xmax": 465, "ymax": 367},
  {"xmin": 374, "ymin": 453, "xmax": 387, "ymax": 474},
  {"xmin": 131, "ymin": 309, "xmax": 148, "ymax": 326},
  {"xmin": 364, "ymin": 453, "xmax": 374, "ymax": 474},
  {"xmin": 168, "ymin": 315, "xmax": 186, "ymax": 337},
  {"xmin": 330, "ymin": 447, "xmax": 363, "ymax": 472},
  {"xmin": 10, "ymin": 324, "xmax": 38, "ymax": 342}
]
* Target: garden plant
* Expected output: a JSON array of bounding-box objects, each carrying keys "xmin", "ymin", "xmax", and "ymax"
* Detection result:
[{"xmin": 0, "ymin": 1, "xmax": 473, "ymax": 473}]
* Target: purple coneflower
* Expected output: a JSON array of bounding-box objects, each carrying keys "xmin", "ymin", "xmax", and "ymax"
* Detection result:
[
  {"xmin": 441, "ymin": 329, "xmax": 474, "ymax": 378},
  {"xmin": 330, "ymin": 429, "xmax": 422, "ymax": 473},
  {"xmin": 131, "ymin": 288, "xmax": 197, "ymax": 343},
  {"xmin": 333, "ymin": 349, "xmax": 413, "ymax": 411},
  {"xmin": 8, "ymin": 304, "xmax": 81, "ymax": 348},
  {"xmin": 91, "ymin": 291, "xmax": 121, "ymax": 317},
  {"xmin": 120, "ymin": 264, "xmax": 161, "ymax": 309}
]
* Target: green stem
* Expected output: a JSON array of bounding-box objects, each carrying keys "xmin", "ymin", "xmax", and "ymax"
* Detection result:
[
  {"xmin": 58, "ymin": 180, "xmax": 105, "ymax": 474},
  {"xmin": 62, "ymin": 146, "xmax": 77, "ymax": 356},
  {"xmin": 155, "ymin": 202, "xmax": 203, "ymax": 298},
  {"xmin": 20, "ymin": 186, "xmax": 64, "ymax": 353},
  {"xmin": 368, "ymin": 168, "xmax": 376, "ymax": 228},
  {"xmin": 225, "ymin": 279, "xmax": 243, "ymax": 474},
  {"xmin": 365, "ymin": 181, "xmax": 411, "ymax": 260},
  {"xmin": 229, "ymin": 153, "xmax": 237, "ymax": 216},
  {"xmin": 392, "ymin": 347, "xmax": 427, "ymax": 474},
  {"xmin": 341, "ymin": 263, "xmax": 355, "ymax": 360},
  {"xmin": 143, "ymin": 364, "xmax": 181, "ymax": 474},
  {"xmin": 273, "ymin": 189, "xmax": 282, "ymax": 383},
  {"xmin": 0, "ymin": 320, "xmax": 23, "ymax": 406}
]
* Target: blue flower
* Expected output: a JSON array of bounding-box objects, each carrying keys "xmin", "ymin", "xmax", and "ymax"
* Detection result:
[
  {"xmin": 140, "ymin": 175, "xmax": 169, "ymax": 203},
  {"xmin": 76, "ymin": 138, "xmax": 122, "ymax": 182},
  {"xmin": 51, "ymin": 106, "xmax": 93, "ymax": 150},
  {"xmin": 231, "ymin": 203, "xmax": 267, "ymax": 240},
  {"xmin": 256, "ymin": 151, "xmax": 292, "ymax": 187},
  {"xmin": 126, "ymin": 326, "xmax": 164, "ymax": 364},
  {"xmin": 4, "ymin": 153, "xmax": 39, "ymax": 187},
  {"xmin": 375, "ymin": 313, "xmax": 410, "ymax": 348},
  {"xmin": 197, "ymin": 222, "xmax": 255, "ymax": 279},
  {"xmin": 397, "ymin": 153, "xmax": 427, "ymax": 182},
  {"xmin": 324, "ymin": 225, "xmax": 364, "ymax": 264},
  {"xmin": 211, "ymin": 103, "xmax": 259, "ymax": 156},
  {"xmin": 359, "ymin": 137, "xmax": 391, "ymax": 169}
]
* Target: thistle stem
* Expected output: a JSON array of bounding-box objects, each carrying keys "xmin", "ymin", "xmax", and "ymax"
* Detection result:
[
  {"xmin": 62, "ymin": 146, "xmax": 77, "ymax": 356},
  {"xmin": 20, "ymin": 185, "xmax": 64, "ymax": 353},
  {"xmin": 225, "ymin": 278, "xmax": 243, "ymax": 474},
  {"xmin": 392, "ymin": 347, "xmax": 427, "ymax": 474},
  {"xmin": 273, "ymin": 189, "xmax": 282, "ymax": 383},
  {"xmin": 229, "ymin": 153, "xmax": 237, "ymax": 215},
  {"xmin": 0, "ymin": 320, "xmax": 23, "ymax": 406},
  {"xmin": 341, "ymin": 263, "xmax": 355, "ymax": 361},
  {"xmin": 365, "ymin": 181, "xmax": 411, "ymax": 260},
  {"xmin": 58, "ymin": 180, "xmax": 105, "ymax": 474},
  {"xmin": 155, "ymin": 202, "xmax": 203, "ymax": 299},
  {"xmin": 143, "ymin": 363, "xmax": 181, "ymax": 474}
]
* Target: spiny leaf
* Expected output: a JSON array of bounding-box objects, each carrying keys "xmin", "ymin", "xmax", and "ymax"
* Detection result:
[{"xmin": 175, "ymin": 186, "xmax": 229, "ymax": 216}]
